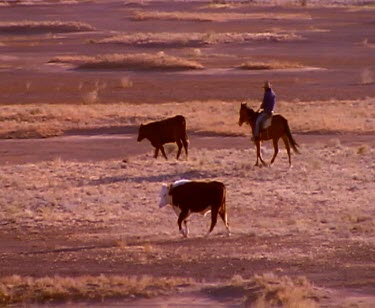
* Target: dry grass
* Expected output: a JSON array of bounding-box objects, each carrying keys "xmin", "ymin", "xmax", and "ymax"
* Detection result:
[
  {"xmin": 204, "ymin": 0, "xmax": 375, "ymax": 9},
  {"xmin": 93, "ymin": 32, "xmax": 301, "ymax": 47},
  {"xmin": 0, "ymin": 274, "xmax": 192, "ymax": 304},
  {"xmin": 251, "ymin": 273, "xmax": 318, "ymax": 308},
  {"xmin": 48, "ymin": 53, "xmax": 204, "ymax": 70},
  {"xmin": 0, "ymin": 272, "xmax": 321, "ymax": 306},
  {"xmin": 130, "ymin": 10, "xmax": 311, "ymax": 22},
  {"xmin": 0, "ymin": 142, "xmax": 373, "ymax": 238},
  {"xmin": 0, "ymin": 0, "xmax": 93, "ymax": 6},
  {"xmin": 360, "ymin": 67, "xmax": 374, "ymax": 85},
  {"xmin": 238, "ymin": 60, "xmax": 305, "ymax": 70},
  {"xmin": 0, "ymin": 136, "xmax": 373, "ymax": 305},
  {"xmin": 0, "ymin": 98, "xmax": 373, "ymax": 139},
  {"xmin": 0, "ymin": 21, "xmax": 95, "ymax": 34}
]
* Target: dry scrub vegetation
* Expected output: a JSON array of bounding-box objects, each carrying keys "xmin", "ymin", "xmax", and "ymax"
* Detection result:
[
  {"xmin": 0, "ymin": 99, "xmax": 373, "ymax": 138},
  {"xmin": 1, "ymin": 142, "xmax": 373, "ymax": 237},
  {"xmin": 93, "ymin": 32, "xmax": 301, "ymax": 47},
  {"xmin": 48, "ymin": 53, "xmax": 204, "ymax": 70},
  {"xmin": 238, "ymin": 60, "xmax": 305, "ymax": 70},
  {"xmin": 130, "ymin": 10, "xmax": 311, "ymax": 22},
  {"xmin": 0, "ymin": 274, "xmax": 192, "ymax": 305},
  {"xmin": 0, "ymin": 21, "xmax": 95, "ymax": 34},
  {"xmin": 0, "ymin": 135, "xmax": 373, "ymax": 304},
  {"xmin": 0, "ymin": 0, "xmax": 93, "ymax": 6},
  {"xmin": 0, "ymin": 272, "xmax": 321, "ymax": 306}
]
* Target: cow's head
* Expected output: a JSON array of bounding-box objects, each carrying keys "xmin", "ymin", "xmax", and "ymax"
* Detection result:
[
  {"xmin": 159, "ymin": 183, "xmax": 172, "ymax": 208},
  {"xmin": 137, "ymin": 124, "xmax": 145, "ymax": 142}
]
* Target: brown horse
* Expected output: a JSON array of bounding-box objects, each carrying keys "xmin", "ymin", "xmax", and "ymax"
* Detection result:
[{"xmin": 238, "ymin": 102, "xmax": 300, "ymax": 167}]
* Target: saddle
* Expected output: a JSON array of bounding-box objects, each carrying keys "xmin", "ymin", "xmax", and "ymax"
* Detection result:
[{"xmin": 260, "ymin": 114, "xmax": 273, "ymax": 131}]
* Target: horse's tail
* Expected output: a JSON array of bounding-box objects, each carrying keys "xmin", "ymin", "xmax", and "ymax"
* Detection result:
[{"xmin": 285, "ymin": 119, "xmax": 300, "ymax": 154}]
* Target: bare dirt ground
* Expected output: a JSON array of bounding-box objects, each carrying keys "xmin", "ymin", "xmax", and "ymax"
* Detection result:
[{"xmin": 0, "ymin": 0, "xmax": 374, "ymax": 307}]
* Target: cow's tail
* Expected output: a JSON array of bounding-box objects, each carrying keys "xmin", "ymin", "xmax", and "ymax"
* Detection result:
[
  {"xmin": 285, "ymin": 119, "xmax": 300, "ymax": 154},
  {"xmin": 181, "ymin": 115, "xmax": 189, "ymax": 143},
  {"xmin": 220, "ymin": 184, "xmax": 230, "ymax": 235},
  {"xmin": 177, "ymin": 115, "xmax": 189, "ymax": 145}
]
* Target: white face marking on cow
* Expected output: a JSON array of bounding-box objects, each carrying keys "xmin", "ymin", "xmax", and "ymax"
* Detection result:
[
  {"xmin": 159, "ymin": 179, "xmax": 191, "ymax": 209},
  {"xmin": 158, "ymin": 184, "xmax": 172, "ymax": 208}
]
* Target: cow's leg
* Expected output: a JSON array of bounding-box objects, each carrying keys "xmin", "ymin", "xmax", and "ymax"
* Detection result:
[
  {"xmin": 160, "ymin": 146, "xmax": 168, "ymax": 160},
  {"xmin": 207, "ymin": 207, "xmax": 219, "ymax": 236},
  {"xmin": 178, "ymin": 209, "xmax": 190, "ymax": 237},
  {"xmin": 176, "ymin": 139, "xmax": 183, "ymax": 160},
  {"xmin": 154, "ymin": 147, "xmax": 159, "ymax": 158},
  {"xmin": 183, "ymin": 220, "xmax": 189, "ymax": 237},
  {"xmin": 219, "ymin": 209, "xmax": 231, "ymax": 236},
  {"xmin": 182, "ymin": 138, "xmax": 188, "ymax": 159}
]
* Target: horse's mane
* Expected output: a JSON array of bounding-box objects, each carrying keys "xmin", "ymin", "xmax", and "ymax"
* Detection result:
[{"xmin": 244, "ymin": 105, "xmax": 257, "ymax": 122}]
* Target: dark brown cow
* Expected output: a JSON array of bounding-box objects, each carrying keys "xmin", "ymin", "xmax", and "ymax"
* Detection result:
[
  {"xmin": 137, "ymin": 115, "xmax": 188, "ymax": 160},
  {"xmin": 159, "ymin": 180, "xmax": 230, "ymax": 237}
]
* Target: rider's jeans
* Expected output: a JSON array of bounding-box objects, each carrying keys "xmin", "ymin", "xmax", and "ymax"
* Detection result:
[{"xmin": 254, "ymin": 112, "xmax": 268, "ymax": 137}]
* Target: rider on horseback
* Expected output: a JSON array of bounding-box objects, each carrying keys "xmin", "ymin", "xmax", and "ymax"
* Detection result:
[{"xmin": 252, "ymin": 81, "xmax": 276, "ymax": 142}]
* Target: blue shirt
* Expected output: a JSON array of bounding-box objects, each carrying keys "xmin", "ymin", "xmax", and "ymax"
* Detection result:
[{"xmin": 261, "ymin": 88, "xmax": 276, "ymax": 113}]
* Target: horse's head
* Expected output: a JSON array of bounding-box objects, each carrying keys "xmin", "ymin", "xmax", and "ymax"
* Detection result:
[
  {"xmin": 238, "ymin": 102, "xmax": 253, "ymax": 126},
  {"xmin": 238, "ymin": 102, "xmax": 247, "ymax": 126}
]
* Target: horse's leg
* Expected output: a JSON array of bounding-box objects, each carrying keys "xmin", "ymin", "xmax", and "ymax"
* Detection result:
[
  {"xmin": 270, "ymin": 137, "xmax": 280, "ymax": 166},
  {"xmin": 257, "ymin": 141, "xmax": 267, "ymax": 167},
  {"xmin": 282, "ymin": 135, "xmax": 292, "ymax": 167},
  {"xmin": 176, "ymin": 139, "xmax": 182, "ymax": 160},
  {"xmin": 254, "ymin": 141, "xmax": 260, "ymax": 166},
  {"xmin": 254, "ymin": 145, "xmax": 259, "ymax": 167}
]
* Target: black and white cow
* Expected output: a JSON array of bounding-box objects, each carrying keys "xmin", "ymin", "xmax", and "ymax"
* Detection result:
[{"xmin": 159, "ymin": 179, "xmax": 230, "ymax": 237}]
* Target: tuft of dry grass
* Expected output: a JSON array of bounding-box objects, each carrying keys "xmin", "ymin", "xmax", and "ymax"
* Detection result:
[
  {"xmin": 250, "ymin": 273, "xmax": 318, "ymax": 308},
  {"xmin": 360, "ymin": 67, "xmax": 374, "ymax": 85},
  {"xmin": 48, "ymin": 53, "xmax": 204, "ymax": 70},
  {"xmin": 120, "ymin": 76, "xmax": 133, "ymax": 88},
  {"xmin": 92, "ymin": 32, "xmax": 301, "ymax": 47},
  {"xmin": 130, "ymin": 10, "xmax": 311, "ymax": 22},
  {"xmin": 0, "ymin": 0, "xmax": 92, "ymax": 6},
  {"xmin": 0, "ymin": 20, "xmax": 95, "ymax": 34},
  {"xmin": 238, "ymin": 60, "xmax": 304, "ymax": 70},
  {"xmin": 0, "ymin": 274, "xmax": 193, "ymax": 305}
]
